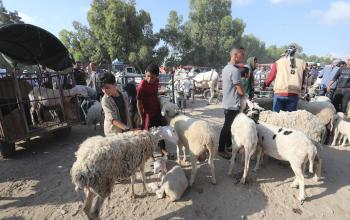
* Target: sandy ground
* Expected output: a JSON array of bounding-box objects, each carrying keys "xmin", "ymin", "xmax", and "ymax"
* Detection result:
[{"xmin": 1, "ymin": 98, "xmax": 350, "ymax": 220}]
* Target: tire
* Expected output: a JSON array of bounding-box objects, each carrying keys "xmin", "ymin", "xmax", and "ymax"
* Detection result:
[
  {"xmin": 0, "ymin": 141, "xmax": 16, "ymax": 158},
  {"xmin": 53, "ymin": 126, "xmax": 72, "ymax": 138}
]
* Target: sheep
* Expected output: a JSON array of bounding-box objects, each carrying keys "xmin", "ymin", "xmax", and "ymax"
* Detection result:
[
  {"xmin": 86, "ymin": 101, "xmax": 104, "ymax": 130},
  {"xmin": 347, "ymin": 101, "xmax": 350, "ymax": 117},
  {"xmin": 331, "ymin": 112, "xmax": 346, "ymax": 146},
  {"xmin": 310, "ymin": 96, "xmax": 331, "ymax": 103},
  {"xmin": 160, "ymin": 96, "xmax": 180, "ymax": 117},
  {"xmin": 332, "ymin": 117, "xmax": 350, "ymax": 147},
  {"xmin": 169, "ymin": 114, "xmax": 216, "ymax": 186},
  {"xmin": 254, "ymin": 122, "xmax": 322, "ymax": 202},
  {"xmin": 298, "ymin": 99, "xmax": 336, "ymax": 130},
  {"xmin": 154, "ymin": 165, "xmax": 188, "ymax": 202},
  {"xmin": 28, "ymin": 86, "xmax": 81, "ymax": 126},
  {"xmin": 70, "ymin": 126, "xmax": 178, "ymax": 220},
  {"xmin": 255, "ymin": 110, "xmax": 327, "ymax": 145},
  {"xmin": 228, "ymin": 113, "xmax": 258, "ymax": 184}
]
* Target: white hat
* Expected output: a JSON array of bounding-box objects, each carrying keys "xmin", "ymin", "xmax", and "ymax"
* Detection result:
[{"xmin": 332, "ymin": 59, "xmax": 341, "ymax": 65}]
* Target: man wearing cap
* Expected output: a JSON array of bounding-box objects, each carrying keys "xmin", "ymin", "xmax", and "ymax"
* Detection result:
[
  {"xmin": 263, "ymin": 45, "xmax": 306, "ymax": 112},
  {"xmin": 318, "ymin": 59, "xmax": 341, "ymax": 97}
]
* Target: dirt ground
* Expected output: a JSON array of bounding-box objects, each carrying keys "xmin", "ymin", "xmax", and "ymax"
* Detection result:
[{"xmin": 1, "ymin": 98, "xmax": 350, "ymax": 220}]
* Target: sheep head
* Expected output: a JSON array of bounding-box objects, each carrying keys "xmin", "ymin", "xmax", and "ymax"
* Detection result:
[{"xmin": 150, "ymin": 126, "xmax": 179, "ymax": 145}]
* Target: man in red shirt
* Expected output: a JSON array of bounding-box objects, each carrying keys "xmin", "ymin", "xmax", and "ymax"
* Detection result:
[
  {"xmin": 263, "ymin": 45, "xmax": 306, "ymax": 112},
  {"xmin": 137, "ymin": 63, "xmax": 172, "ymax": 158}
]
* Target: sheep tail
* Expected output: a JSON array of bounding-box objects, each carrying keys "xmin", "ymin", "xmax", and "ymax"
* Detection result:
[{"xmin": 311, "ymin": 140, "xmax": 325, "ymax": 152}]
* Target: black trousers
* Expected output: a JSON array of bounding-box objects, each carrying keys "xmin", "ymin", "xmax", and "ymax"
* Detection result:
[
  {"xmin": 218, "ymin": 109, "xmax": 239, "ymax": 153},
  {"xmin": 333, "ymin": 88, "xmax": 350, "ymax": 112},
  {"xmin": 149, "ymin": 114, "xmax": 167, "ymax": 151}
]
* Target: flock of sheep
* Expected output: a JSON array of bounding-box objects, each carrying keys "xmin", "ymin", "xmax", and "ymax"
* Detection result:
[{"xmin": 68, "ymin": 91, "xmax": 350, "ymax": 219}]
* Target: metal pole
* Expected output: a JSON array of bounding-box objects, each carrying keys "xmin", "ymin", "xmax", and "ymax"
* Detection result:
[
  {"xmin": 12, "ymin": 65, "xmax": 30, "ymax": 133},
  {"xmin": 171, "ymin": 74, "xmax": 175, "ymax": 103}
]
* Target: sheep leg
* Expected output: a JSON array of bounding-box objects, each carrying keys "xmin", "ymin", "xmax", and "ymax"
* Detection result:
[
  {"xmin": 240, "ymin": 147, "xmax": 254, "ymax": 184},
  {"xmin": 313, "ymin": 155, "xmax": 322, "ymax": 182},
  {"xmin": 291, "ymin": 163, "xmax": 305, "ymax": 202},
  {"xmin": 341, "ymin": 134, "xmax": 349, "ymax": 147},
  {"xmin": 176, "ymin": 144, "xmax": 181, "ymax": 165},
  {"xmin": 140, "ymin": 165, "xmax": 148, "ymax": 195},
  {"xmin": 90, "ymin": 195, "xmax": 103, "ymax": 220},
  {"xmin": 130, "ymin": 174, "xmax": 136, "ymax": 199},
  {"xmin": 253, "ymin": 146, "xmax": 262, "ymax": 172},
  {"xmin": 35, "ymin": 104, "xmax": 43, "ymax": 124},
  {"xmin": 30, "ymin": 105, "xmax": 37, "ymax": 126},
  {"xmin": 182, "ymin": 146, "xmax": 187, "ymax": 164},
  {"xmin": 83, "ymin": 188, "xmax": 95, "ymax": 220},
  {"xmin": 331, "ymin": 128, "xmax": 339, "ymax": 146},
  {"xmin": 227, "ymin": 147, "xmax": 239, "ymax": 176},
  {"xmin": 189, "ymin": 154, "xmax": 198, "ymax": 186},
  {"xmin": 208, "ymin": 148, "xmax": 216, "ymax": 185}
]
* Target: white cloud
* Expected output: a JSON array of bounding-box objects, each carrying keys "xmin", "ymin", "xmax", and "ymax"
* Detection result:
[
  {"xmin": 269, "ymin": 0, "xmax": 310, "ymax": 4},
  {"xmin": 310, "ymin": 1, "xmax": 350, "ymax": 26},
  {"xmin": 18, "ymin": 12, "xmax": 36, "ymax": 24},
  {"xmin": 232, "ymin": 0, "xmax": 254, "ymax": 6}
]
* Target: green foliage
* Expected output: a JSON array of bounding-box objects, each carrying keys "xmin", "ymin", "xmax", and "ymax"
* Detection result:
[
  {"xmin": 87, "ymin": 0, "xmax": 162, "ymax": 70},
  {"xmin": 59, "ymin": 21, "xmax": 109, "ymax": 65}
]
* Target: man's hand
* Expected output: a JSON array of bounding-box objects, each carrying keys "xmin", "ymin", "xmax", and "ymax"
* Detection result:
[
  {"xmin": 326, "ymin": 86, "xmax": 331, "ymax": 92},
  {"xmin": 140, "ymin": 116, "xmax": 144, "ymax": 128},
  {"xmin": 123, "ymin": 125, "xmax": 130, "ymax": 132}
]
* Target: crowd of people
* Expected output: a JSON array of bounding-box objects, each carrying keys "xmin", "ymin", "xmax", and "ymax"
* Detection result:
[{"xmin": 217, "ymin": 45, "xmax": 350, "ymax": 159}]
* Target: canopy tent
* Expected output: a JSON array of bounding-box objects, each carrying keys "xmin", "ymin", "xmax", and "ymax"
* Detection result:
[{"xmin": 0, "ymin": 23, "xmax": 73, "ymax": 71}]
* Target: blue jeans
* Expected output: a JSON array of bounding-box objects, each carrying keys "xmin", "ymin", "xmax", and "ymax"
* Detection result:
[{"xmin": 272, "ymin": 95, "xmax": 299, "ymax": 112}]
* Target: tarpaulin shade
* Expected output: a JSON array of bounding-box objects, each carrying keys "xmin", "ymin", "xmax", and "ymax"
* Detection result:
[{"xmin": 0, "ymin": 23, "xmax": 73, "ymax": 71}]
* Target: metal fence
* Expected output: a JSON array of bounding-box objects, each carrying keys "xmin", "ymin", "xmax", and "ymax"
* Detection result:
[{"xmin": 0, "ymin": 70, "xmax": 81, "ymax": 143}]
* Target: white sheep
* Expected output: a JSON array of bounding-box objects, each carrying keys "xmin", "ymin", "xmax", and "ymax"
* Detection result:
[
  {"xmin": 70, "ymin": 126, "xmax": 178, "ymax": 220},
  {"xmin": 347, "ymin": 101, "xmax": 350, "ymax": 117},
  {"xmin": 256, "ymin": 110, "xmax": 327, "ymax": 145},
  {"xmin": 160, "ymin": 96, "xmax": 180, "ymax": 117},
  {"xmin": 331, "ymin": 112, "xmax": 346, "ymax": 146},
  {"xmin": 228, "ymin": 113, "xmax": 258, "ymax": 184},
  {"xmin": 169, "ymin": 114, "xmax": 216, "ymax": 186},
  {"xmin": 298, "ymin": 99, "xmax": 336, "ymax": 131},
  {"xmin": 332, "ymin": 117, "xmax": 350, "ymax": 147},
  {"xmin": 310, "ymin": 96, "xmax": 331, "ymax": 103},
  {"xmin": 154, "ymin": 165, "xmax": 188, "ymax": 202},
  {"xmin": 86, "ymin": 101, "xmax": 104, "ymax": 130},
  {"xmin": 28, "ymin": 86, "xmax": 81, "ymax": 126},
  {"xmin": 254, "ymin": 122, "xmax": 322, "ymax": 202}
]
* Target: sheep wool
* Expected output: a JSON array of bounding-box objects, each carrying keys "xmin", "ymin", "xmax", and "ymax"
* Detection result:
[
  {"xmin": 228, "ymin": 113, "xmax": 258, "ymax": 184},
  {"xmin": 71, "ymin": 130, "xmax": 157, "ymax": 198},
  {"xmin": 258, "ymin": 110, "xmax": 327, "ymax": 145},
  {"xmin": 169, "ymin": 114, "xmax": 216, "ymax": 186},
  {"xmin": 70, "ymin": 128, "xmax": 172, "ymax": 219},
  {"xmin": 298, "ymin": 99, "xmax": 336, "ymax": 127},
  {"xmin": 156, "ymin": 165, "xmax": 188, "ymax": 202},
  {"xmin": 86, "ymin": 101, "xmax": 103, "ymax": 129},
  {"xmin": 254, "ymin": 122, "xmax": 322, "ymax": 202}
]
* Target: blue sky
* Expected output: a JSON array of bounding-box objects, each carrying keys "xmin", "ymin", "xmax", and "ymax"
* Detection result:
[{"xmin": 5, "ymin": 0, "xmax": 350, "ymax": 59}]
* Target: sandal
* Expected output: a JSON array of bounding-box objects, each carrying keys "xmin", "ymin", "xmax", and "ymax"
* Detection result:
[{"xmin": 218, "ymin": 152, "xmax": 231, "ymax": 160}]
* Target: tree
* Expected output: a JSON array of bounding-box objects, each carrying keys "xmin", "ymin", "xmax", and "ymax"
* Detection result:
[
  {"xmin": 0, "ymin": 6, "xmax": 23, "ymax": 26},
  {"xmin": 87, "ymin": 0, "xmax": 160, "ymax": 70},
  {"xmin": 160, "ymin": 0, "xmax": 245, "ymax": 69},
  {"xmin": 159, "ymin": 10, "xmax": 187, "ymax": 67},
  {"xmin": 59, "ymin": 21, "xmax": 109, "ymax": 65},
  {"xmin": 241, "ymin": 34, "xmax": 268, "ymax": 63},
  {"xmin": 0, "ymin": 3, "xmax": 23, "ymax": 69}
]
